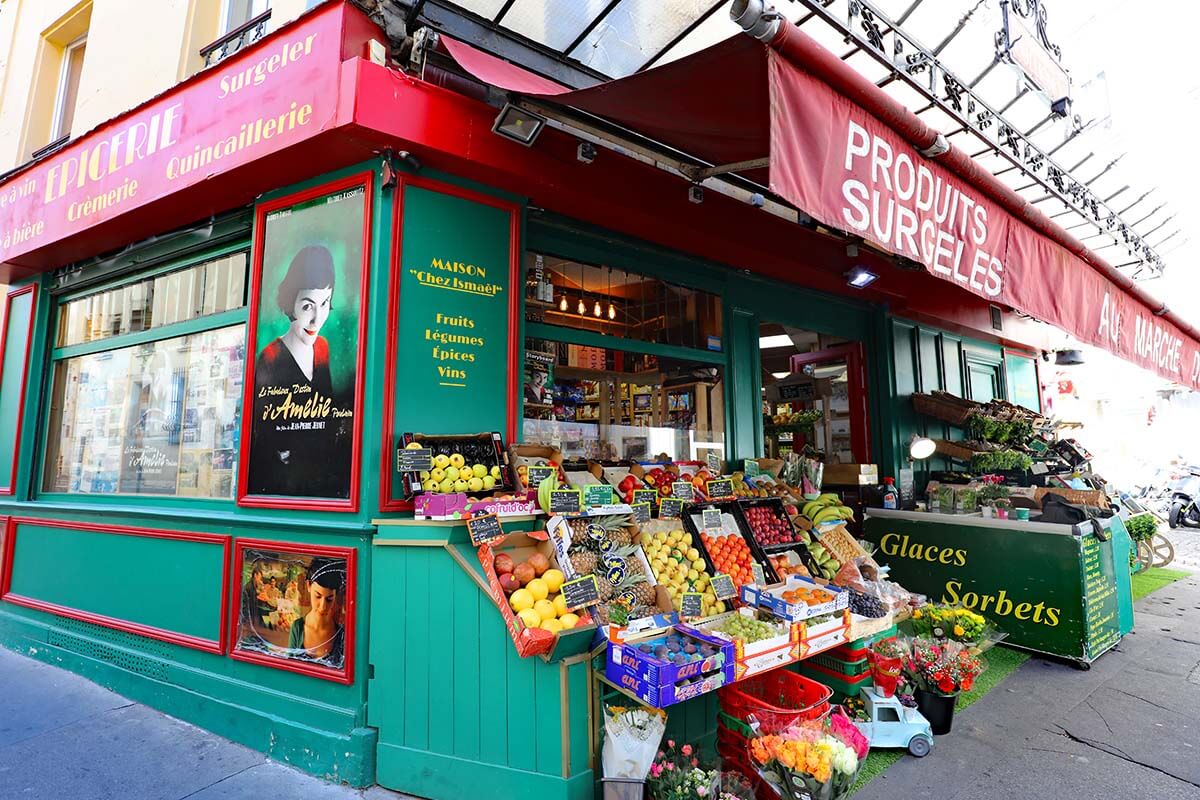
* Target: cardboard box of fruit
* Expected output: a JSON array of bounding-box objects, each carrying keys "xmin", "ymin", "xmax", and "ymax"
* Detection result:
[
  {"xmin": 681, "ymin": 608, "xmax": 801, "ymax": 681},
  {"xmin": 476, "ymin": 529, "xmax": 595, "ymax": 661},
  {"xmin": 799, "ymin": 610, "xmax": 851, "ymax": 657},
  {"xmin": 605, "ymin": 626, "xmax": 735, "ymax": 708},
  {"xmin": 509, "ymin": 443, "xmax": 567, "ymax": 491},
  {"xmin": 638, "ymin": 519, "xmax": 730, "ymax": 619},
  {"xmin": 401, "ymin": 432, "xmax": 511, "ymax": 498},
  {"xmin": 739, "ymin": 576, "xmax": 848, "ymax": 623}
]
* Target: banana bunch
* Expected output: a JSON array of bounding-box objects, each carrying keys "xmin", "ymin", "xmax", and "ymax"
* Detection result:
[
  {"xmin": 806, "ymin": 540, "xmax": 841, "ymax": 581},
  {"xmin": 801, "ymin": 494, "xmax": 855, "ymax": 525},
  {"xmin": 537, "ymin": 475, "xmax": 557, "ymax": 514}
]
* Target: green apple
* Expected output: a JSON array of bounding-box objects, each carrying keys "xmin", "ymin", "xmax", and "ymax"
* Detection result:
[
  {"xmin": 468, "ymin": 476, "xmax": 484, "ymax": 492},
  {"xmin": 453, "ymin": 478, "xmax": 469, "ymax": 492},
  {"xmin": 449, "ymin": 453, "xmax": 466, "ymax": 469},
  {"xmin": 444, "ymin": 466, "xmax": 460, "ymax": 482},
  {"xmin": 434, "ymin": 454, "xmax": 451, "ymax": 469},
  {"xmin": 482, "ymin": 475, "xmax": 496, "ymax": 490},
  {"xmin": 472, "ymin": 463, "xmax": 487, "ymax": 478},
  {"xmin": 430, "ymin": 467, "xmax": 446, "ymax": 483},
  {"xmin": 438, "ymin": 478, "xmax": 454, "ymax": 493}
]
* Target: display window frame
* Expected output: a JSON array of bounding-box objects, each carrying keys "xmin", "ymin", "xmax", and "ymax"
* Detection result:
[
  {"xmin": 236, "ymin": 171, "xmax": 374, "ymax": 513},
  {"xmin": 35, "ymin": 245, "xmax": 252, "ymax": 508},
  {"xmin": 789, "ymin": 343, "xmax": 872, "ymax": 464},
  {"xmin": 227, "ymin": 537, "xmax": 357, "ymax": 684},
  {"xmin": 0, "ymin": 284, "xmax": 38, "ymax": 495},
  {"xmin": 378, "ymin": 174, "xmax": 522, "ymax": 513}
]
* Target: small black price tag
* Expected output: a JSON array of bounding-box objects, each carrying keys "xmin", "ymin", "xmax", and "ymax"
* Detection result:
[
  {"xmin": 660, "ymin": 498, "xmax": 684, "ymax": 519},
  {"xmin": 528, "ymin": 465, "xmax": 556, "ymax": 488},
  {"xmin": 561, "ymin": 574, "xmax": 601, "ymax": 611},
  {"xmin": 550, "ymin": 489, "xmax": 583, "ymax": 514},
  {"xmin": 467, "ymin": 513, "xmax": 504, "ymax": 546},
  {"xmin": 751, "ymin": 562, "xmax": 767, "ymax": 587},
  {"xmin": 680, "ymin": 592, "xmax": 704, "ymax": 619},
  {"xmin": 631, "ymin": 502, "xmax": 652, "ymax": 524},
  {"xmin": 706, "ymin": 451, "xmax": 723, "ymax": 474},
  {"xmin": 706, "ymin": 478, "xmax": 735, "ymax": 500},
  {"xmin": 633, "ymin": 489, "xmax": 658, "ymax": 507},
  {"xmin": 702, "ymin": 508, "xmax": 723, "ymax": 530},
  {"xmin": 397, "ymin": 446, "xmax": 433, "ymax": 473},
  {"xmin": 584, "ymin": 484, "xmax": 616, "ymax": 507},
  {"xmin": 672, "ymin": 481, "xmax": 696, "ymax": 501},
  {"xmin": 710, "ymin": 573, "xmax": 737, "ymax": 600}
]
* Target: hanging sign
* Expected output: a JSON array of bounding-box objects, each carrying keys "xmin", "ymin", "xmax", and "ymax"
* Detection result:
[{"xmin": 467, "ymin": 513, "xmax": 504, "ymax": 546}]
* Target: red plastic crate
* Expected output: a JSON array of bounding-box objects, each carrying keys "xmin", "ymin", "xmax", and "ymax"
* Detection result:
[
  {"xmin": 718, "ymin": 670, "xmax": 832, "ymax": 732},
  {"xmin": 716, "ymin": 724, "xmax": 779, "ymax": 800}
]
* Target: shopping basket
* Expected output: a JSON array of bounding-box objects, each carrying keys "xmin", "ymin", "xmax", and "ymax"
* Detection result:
[{"xmin": 718, "ymin": 670, "xmax": 832, "ymax": 732}]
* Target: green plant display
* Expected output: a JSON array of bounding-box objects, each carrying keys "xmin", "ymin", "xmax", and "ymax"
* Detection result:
[
  {"xmin": 1125, "ymin": 513, "xmax": 1158, "ymax": 543},
  {"xmin": 969, "ymin": 449, "xmax": 1033, "ymax": 472},
  {"xmin": 977, "ymin": 483, "xmax": 1012, "ymax": 506}
]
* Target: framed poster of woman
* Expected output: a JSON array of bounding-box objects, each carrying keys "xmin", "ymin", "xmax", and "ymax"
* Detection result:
[
  {"xmin": 228, "ymin": 539, "xmax": 357, "ymax": 683},
  {"xmin": 238, "ymin": 173, "xmax": 373, "ymax": 510}
]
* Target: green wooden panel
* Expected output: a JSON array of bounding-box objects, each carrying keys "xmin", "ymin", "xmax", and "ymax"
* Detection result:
[
  {"xmin": 427, "ymin": 552, "xmax": 455, "ymax": 755},
  {"xmin": 1005, "ymin": 352, "xmax": 1041, "ymax": 412},
  {"xmin": 566, "ymin": 661, "xmax": 590, "ymax": 777},
  {"xmin": 403, "ymin": 548, "xmax": 431, "ymax": 749},
  {"xmin": 368, "ymin": 547, "xmax": 406, "ymax": 733},
  {"xmin": 452, "ymin": 557, "xmax": 481, "ymax": 761},
  {"xmin": 918, "ymin": 329, "xmax": 940, "ymax": 394},
  {"xmin": 477, "ymin": 593, "xmax": 510, "ymax": 766},
  {"xmin": 726, "ymin": 308, "xmax": 761, "ymax": 461},
  {"xmin": 534, "ymin": 653, "xmax": 563, "ymax": 777},
  {"xmin": 7, "ymin": 522, "xmax": 224, "ymax": 641},
  {"xmin": 376, "ymin": 742, "xmax": 594, "ymax": 800},
  {"xmin": 0, "ymin": 288, "xmax": 34, "ymax": 489},
  {"xmin": 504, "ymin": 625, "xmax": 539, "ymax": 772}
]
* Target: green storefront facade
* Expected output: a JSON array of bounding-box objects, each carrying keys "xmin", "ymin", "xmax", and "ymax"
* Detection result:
[{"xmin": 0, "ymin": 4, "xmax": 1053, "ymax": 798}]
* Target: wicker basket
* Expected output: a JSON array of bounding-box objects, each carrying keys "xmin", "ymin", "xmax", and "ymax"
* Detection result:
[
  {"xmin": 932, "ymin": 439, "xmax": 986, "ymax": 461},
  {"xmin": 1034, "ymin": 486, "xmax": 1108, "ymax": 508},
  {"xmin": 911, "ymin": 391, "xmax": 979, "ymax": 426}
]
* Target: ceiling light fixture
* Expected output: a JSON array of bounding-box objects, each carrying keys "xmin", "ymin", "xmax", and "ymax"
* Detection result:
[
  {"xmin": 758, "ymin": 334, "xmax": 793, "ymax": 349},
  {"xmin": 491, "ymin": 103, "xmax": 546, "ymax": 147},
  {"xmin": 845, "ymin": 266, "xmax": 878, "ymax": 289}
]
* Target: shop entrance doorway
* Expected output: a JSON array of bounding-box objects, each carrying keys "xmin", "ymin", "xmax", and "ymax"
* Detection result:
[{"xmin": 759, "ymin": 324, "xmax": 870, "ymax": 464}]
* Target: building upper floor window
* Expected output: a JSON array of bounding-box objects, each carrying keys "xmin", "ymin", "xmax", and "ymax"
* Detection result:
[
  {"xmin": 50, "ymin": 35, "xmax": 87, "ymax": 144},
  {"xmin": 222, "ymin": 0, "xmax": 272, "ymax": 34}
]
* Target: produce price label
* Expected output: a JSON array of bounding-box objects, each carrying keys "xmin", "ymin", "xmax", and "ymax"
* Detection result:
[
  {"xmin": 680, "ymin": 592, "xmax": 704, "ymax": 619},
  {"xmin": 584, "ymin": 484, "xmax": 616, "ymax": 507},
  {"xmin": 672, "ymin": 481, "xmax": 696, "ymax": 501},
  {"xmin": 631, "ymin": 502, "xmax": 652, "ymax": 524},
  {"xmin": 706, "ymin": 478, "xmax": 735, "ymax": 500},
  {"xmin": 633, "ymin": 489, "xmax": 658, "ymax": 507},
  {"xmin": 751, "ymin": 562, "xmax": 767, "ymax": 586},
  {"xmin": 745, "ymin": 460, "xmax": 761, "ymax": 478},
  {"xmin": 659, "ymin": 498, "xmax": 685, "ymax": 519},
  {"xmin": 550, "ymin": 489, "xmax": 583, "ymax": 514},
  {"xmin": 396, "ymin": 446, "xmax": 433, "ymax": 473},
  {"xmin": 707, "ymin": 452, "xmax": 723, "ymax": 474},
  {"xmin": 466, "ymin": 513, "xmax": 504, "ymax": 546},
  {"xmin": 710, "ymin": 573, "xmax": 737, "ymax": 601},
  {"xmin": 528, "ymin": 465, "xmax": 557, "ymax": 487},
  {"xmin": 561, "ymin": 574, "xmax": 601, "ymax": 611},
  {"xmin": 702, "ymin": 508, "xmax": 723, "ymax": 530}
]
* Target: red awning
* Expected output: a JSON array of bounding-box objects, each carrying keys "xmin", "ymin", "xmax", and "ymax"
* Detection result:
[{"xmin": 441, "ymin": 32, "xmax": 1200, "ymax": 390}]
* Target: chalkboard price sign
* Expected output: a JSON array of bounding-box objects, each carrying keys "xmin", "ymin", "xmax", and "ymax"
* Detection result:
[
  {"xmin": 632, "ymin": 502, "xmax": 652, "ymax": 524},
  {"xmin": 710, "ymin": 573, "xmax": 737, "ymax": 601},
  {"xmin": 397, "ymin": 446, "xmax": 433, "ymax": 473},
  {"xmin": 778, "ymin": 382, "xmax": 815, "ymax": 401},
  {"xmin": 528, "ymin": 465, "xmax": 557, "ymax": 488},
  {"xmin": 584, "ymin": 484, "xmax": 616, "ymax": 507},
  {"xmin": 706, "ymin": 478, "xmax": 735, "ymax": 500},
  {"xmin": 706, "ymin": 452, "xmax": 723, "ymax": 474},
  {"xmin": 702, "ymin": 508, "xmax": 723, "ymax": 530},
  {"xmin": 561, "ymin": 574, "xmax": 601, "ymax": 611},
  {"xmin": 680, "ymin": 592, "xmax": 704, "ymax": 619},
  {"xmin": 672, "ymin": 481, "xmax": 696, "ymax": 501},
  {"xmin": 660, "ymin": 498, "xmax": 684, "ymax": 519},
  {"xmin": 550, "ymin": 489, "xmax": 583, "ymax": 514},
  {"xmin": 467, "ymin": 513, "xmax": 504, "ymax": 546},
  {"xmin": 751, "ymin": 563, "xmax": 767, "ymax": 587},
  {"xmin": 633, "ymin": 489, "xmax": 658, "ymax": 507}
]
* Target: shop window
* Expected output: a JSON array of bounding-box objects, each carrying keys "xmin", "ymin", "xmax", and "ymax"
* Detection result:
[
  {"xmin": 522, "ymin": 337, "xmax": 724, "ymax": 462},
  {"xmin": 42, "ymin": 253, "xmax": 249, "ymax": 499},
  {"xmin": 524, "ymin": 253, "xmax": 721, "ymax": 351}
]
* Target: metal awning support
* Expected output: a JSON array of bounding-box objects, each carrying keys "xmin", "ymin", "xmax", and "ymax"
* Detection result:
[{"xmin": 680, "ymin": 158, "xmax": 771, "ymax": 181}]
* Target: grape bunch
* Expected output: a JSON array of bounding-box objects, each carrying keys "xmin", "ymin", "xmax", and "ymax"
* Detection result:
[
  {"xmin": 849, "ymin": 589, "xmax": 887, "ymax": 618},
  {"xmin": 713, "ymin": 613, "xmax": 783, "ymax": 643}
]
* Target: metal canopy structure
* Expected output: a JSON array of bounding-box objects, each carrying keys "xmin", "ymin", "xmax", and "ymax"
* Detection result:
[{"xmin": 388, "ymin": 0, "xmax": 1174, "ymax": 280}]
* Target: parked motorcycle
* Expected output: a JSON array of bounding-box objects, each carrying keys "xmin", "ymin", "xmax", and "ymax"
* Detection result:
[{"xmin": 1168, "ymin": 469, "xmax": 1200, "ymax": 529}]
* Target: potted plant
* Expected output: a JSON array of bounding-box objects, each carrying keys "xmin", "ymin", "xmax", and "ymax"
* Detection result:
[
  {"xmin": 993, "ymin": 498, "xmax": 1013, "ymax": 520},
  {"xmin": 976, "ymin": 482, "xmax": 1011, "ymax": 518}
]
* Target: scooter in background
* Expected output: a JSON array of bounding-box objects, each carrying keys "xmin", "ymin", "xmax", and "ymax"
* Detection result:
[{"xmin": 1168, "ymin": 469, "xmax": 1200, "ymax": 529}]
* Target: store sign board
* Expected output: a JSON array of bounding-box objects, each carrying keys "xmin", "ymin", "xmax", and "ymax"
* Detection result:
[
  {"xmin": 527, "ymin": 465, "xmax": 556, "ymax": 488},
  {"xmin": 672, "ymin": 481, "xmax": 695, "ymax": 501},
  {"xmin": 391, "ymin": 183, "xmax": 516, "ymax": 503},
  {"xmin": 862, "ymin": 515, "xmax": 1130, "ymax": 660},
  {"xmin": 0, "ymin": 4, "xmax": 350, "ymax": 267},
  {"xmin": 768, "ymin": 52, "xmax": 1200, "ymax": 391},
  {"xmin": 561, "ymin": 574, "xmax": 600, "ymax": 611},
  {"xmin": 631, "ymin": 502, "xmax": 651, "ymax": 524},
  {"xmin": 549, "ymin": 489, "xmax": 583, "ymax": 514},
  {"xmin": 702, "ymin": 508, "xmax": 723, "ymax": 530},
  {"xmin": 710, "ymin": 573, "xmax": 737, "ymax": 601},
  {"xmin": 706, "ymin": 479, "xmax": 735, "ymax": 500},
  {"xmin": 680, "ymin": 592, "xmax": 704, "ymax": 619}
]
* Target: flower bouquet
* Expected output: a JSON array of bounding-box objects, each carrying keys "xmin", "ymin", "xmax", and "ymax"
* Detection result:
[
  {"xmin": 646, "ymin": 740, "xmax": 719, "ymax": 800},
  {"xmin": 748, "ymin": 711, "xmax": 868, "ymax": 800},
  {"xmin": 907, "ymin": 603, "xmax": 1006, "ymax": 654},
  {"xmin": 601, "ymin": 704, "xmax": 665, "ymax": 792},
  {"xmin": 867, "ymin": 638, "xmax": 905, "ymax": 697},
  {"xmin": 903, "ymin": 638, "xmax": 985, "ymax": 734}
]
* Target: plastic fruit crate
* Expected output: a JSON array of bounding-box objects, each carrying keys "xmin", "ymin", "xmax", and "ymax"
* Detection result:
[
  {"xmin": 808, "ymin": 651, "xmax": 870, "ymax": 677},
  {"xmin": 842, "ymin": 622, "xmax": 897, "ymax": 653},
  {"xmin": 797, "ymin": 661, "xmax": 872, "ymax": 702},
  {"xmin": 718, "ymin": 669, "xmax": 831, "ymax": 732},
  {"xmin": 716, "ymin": 724, "xmax": 780, "ymax": 800}
]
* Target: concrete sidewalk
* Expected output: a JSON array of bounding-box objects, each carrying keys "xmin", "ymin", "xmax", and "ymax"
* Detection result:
[
  {"xmin": 0, "ymin": 647, "xmax": 410, "ymax": 800},
  {"xmin": 854, "ymin": 573, "xmax": 1200, "ymax": 799}
]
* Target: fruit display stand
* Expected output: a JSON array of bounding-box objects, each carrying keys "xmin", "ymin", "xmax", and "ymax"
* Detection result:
[
  {"xmin": 863, "ymin": 509, "xmax": 1135, "ymax": 665},
  {"xmin": 683, "ymin": 501, "xmax": 779, "ymax": 586}
]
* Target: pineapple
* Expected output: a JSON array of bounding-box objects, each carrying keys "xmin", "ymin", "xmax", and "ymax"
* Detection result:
[
  {"xmin": 594, "ymin": 513, "xmax": 635, "ymax": 546},
  {"xmin": 568, "ymin": 542, "xmax": 598, "ymax": 576},
  {"xmin": 615, "ymin": 572, "xmax": 656, "ymax": 608}
]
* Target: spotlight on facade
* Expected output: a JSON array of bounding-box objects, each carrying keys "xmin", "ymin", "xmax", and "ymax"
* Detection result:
[
  {"xmin": 492, "ymin": 103, "xmax": 545, "ymax": 146},
  {"xmin": 577, "ymin": 141, "xmax": 596, "ymax": 163},
  {"xmin": 1055, "ymin": 349, "xmax": 1085, "ymax": 365},
  {"xmin": 909, "ymin": 435, "xmax": 936, "ymax": 460},
  {"xmin": 845, "ymin": 266, "xmax": 878, "ymax": 289}
]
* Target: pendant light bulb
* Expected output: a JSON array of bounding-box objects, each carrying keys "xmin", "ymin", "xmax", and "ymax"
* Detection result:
[
  {"xmin": 577, "ymin": 297, "xmax": 587, "ymax": 315},
  {"xmin": 559, "ymin": 294, "xmax": 568, "ymax": 312},
  {"xmin": 593, "ymin": 299, "xmax": 602, "ymax": 317},
  {"xmin": 608, "ymin": 301, "xmax": 616, "ymax": 320}
]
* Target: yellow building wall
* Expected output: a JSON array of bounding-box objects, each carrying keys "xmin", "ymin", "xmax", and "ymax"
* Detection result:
[{"xmin": 0, "ymin": 0, "xmax": 319, "ymax": 173}]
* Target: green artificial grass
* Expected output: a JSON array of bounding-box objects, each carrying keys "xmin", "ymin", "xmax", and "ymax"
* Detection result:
[
  {"xmin": 850, "ymin": 646, "xmax": 1029, "ymax": 793},
  {"xmin": 1131, "ymin": 567, "xmax": 1190, "ymax": 601}
]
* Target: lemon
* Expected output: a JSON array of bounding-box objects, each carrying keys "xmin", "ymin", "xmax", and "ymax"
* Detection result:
[
  {"xmin": 526, "ymin": 578, "xmax": 549, "ymax": 601},
  {"xmin": 482, "ymin": 475, "xmax": 496, "ymax": 490},
  {"xmin": 540, "ymin": 618, "xmax": 564, "ymax": 634},
  {"xmin": 534, "ymin": 599, "xmax": 557, "ymax": 623},
  {"xmin": 542, "ymin": 569, "xmax": 565, "ymax": 593},
  {"xmin": 553, "ymin": 594, "xmax": 569, "ymax": 616},
  {"xmin": 517, "ymin": 608, "xmax": 541, "ymax": 628},
  {"xmin": 559, "ymin": 613, "xmax": 580, "ymax": 629},
  {"xmin": 510, "ymin": 589, "xmax": 534, "ymax": 612}
]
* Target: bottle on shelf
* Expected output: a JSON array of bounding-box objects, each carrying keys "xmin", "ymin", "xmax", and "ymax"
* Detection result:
[{"xmin": 880, "ymin": 477, "xmax": 898, "ymax": 510}]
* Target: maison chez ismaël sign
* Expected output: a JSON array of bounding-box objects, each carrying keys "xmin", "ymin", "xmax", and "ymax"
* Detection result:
[{"xmin": 0, "ymin": 4, "xmax": 348, "ymax": 263}]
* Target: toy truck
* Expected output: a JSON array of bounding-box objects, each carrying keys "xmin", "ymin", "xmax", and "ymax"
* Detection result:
[{"xmin": 852, "ymin": 687, "xmax": 934, "ymax": 757}]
